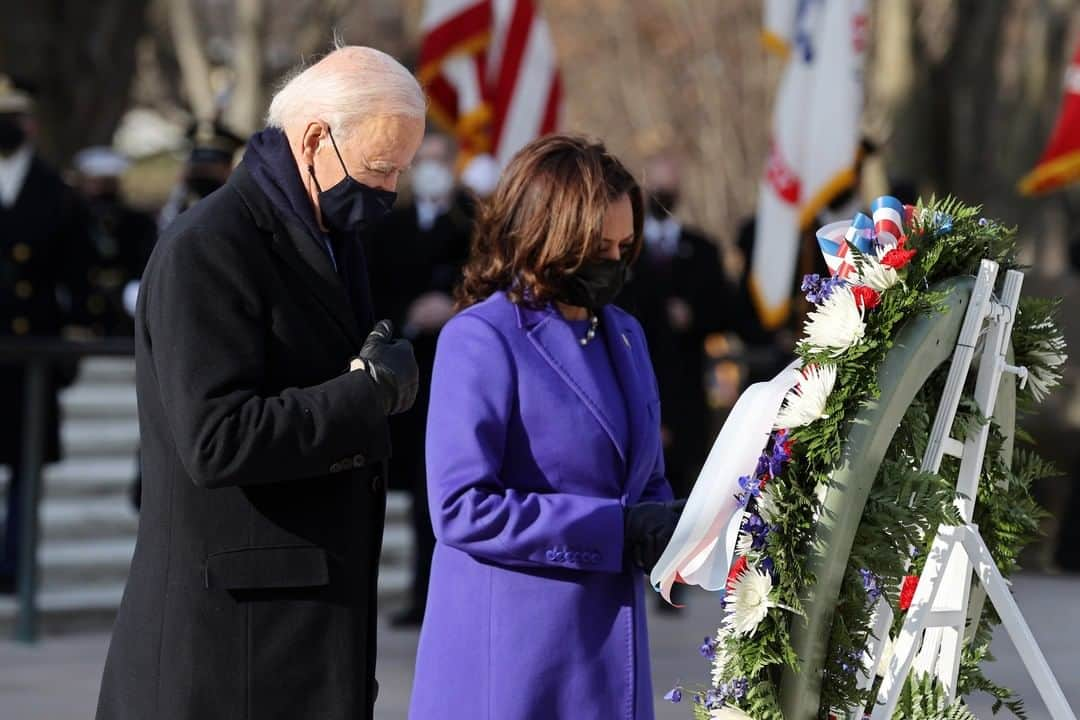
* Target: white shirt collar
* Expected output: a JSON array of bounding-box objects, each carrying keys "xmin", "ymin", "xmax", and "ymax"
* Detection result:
[{"xmin": 0, "ymin": 144, "xmax": 33, "ymax": 209}]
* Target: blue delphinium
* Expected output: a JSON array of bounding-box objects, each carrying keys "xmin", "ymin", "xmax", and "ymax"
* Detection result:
[
  {"xmin": 838, "ymin": 648, "xmax": 863, "ymax": 675},
  {"xmin": 802, "ymin": 273, "xmax": 847, "ymax": 304},
  {"xmin": 760, "ymin": 556, "xmax": 776, "ymax": 577},
  {"xmin": 736, "ymin": 475, "xmax": 763, "ymax": 507},
  {"xmin": 664, "ymin": 686, "xmax": 682, "ymax": 703},
  {"xmin": 859, "ymin": 568, "xmax": 882, "ymax": 603},
  {"xmin": 741, "ymin": 512, "xmax": 771, "ymax": 551},
  {"xmin": 699, "ymin": 636, "xmax": 716, "ymax": 661}
]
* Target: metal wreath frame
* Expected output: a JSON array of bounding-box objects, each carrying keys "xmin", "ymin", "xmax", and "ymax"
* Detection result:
[{"xmin": 777, "ymin": 275, "xmax": 1017, "ymax": 720}]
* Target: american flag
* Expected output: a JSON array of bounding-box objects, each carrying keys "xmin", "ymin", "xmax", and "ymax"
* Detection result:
[{"xmin": 418, "ymin": 0, "xmax": 563, "ymax": 169}]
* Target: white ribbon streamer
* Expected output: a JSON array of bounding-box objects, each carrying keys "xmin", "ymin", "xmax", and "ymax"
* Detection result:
[{"xmin": 650, "ymin": 359, "xmax": 802, "ymax": 603}]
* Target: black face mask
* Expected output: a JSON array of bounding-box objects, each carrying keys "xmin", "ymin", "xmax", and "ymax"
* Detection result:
[
  {"xmin": 557, "ymin": 256, "xmax": 629, "ymax": 312},
  {"xmin": 186, "ymin": 176, "xmax": 223, "ymax": 199},
  {"xmin": 647, "ymin": 190, "xmax": 678, "ymax": 219},
  {"xmin": 0, "ymin": 115, "xmax": 26, "ymax": 153},
  {"xmin": 308, "ymin": 127, "xmax": 397, "ymax": 235}
]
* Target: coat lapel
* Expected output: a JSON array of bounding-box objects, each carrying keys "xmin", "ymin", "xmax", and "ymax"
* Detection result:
[
  {"xmin": 521, "ymin": 304, "xmax": 627, "ymax": 464},
  {"xmin": 231, "ymin": 166, "xmax": 364, "ymax": 349},
  {"xmin": 600, "ymin": 305, "xmax": 654, "ymax": 497}
]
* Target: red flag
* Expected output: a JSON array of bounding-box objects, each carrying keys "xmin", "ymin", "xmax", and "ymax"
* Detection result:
[
  {"xmin": 1018, "ymin": 44, "xmax": 1080, "ymax": 195},
  {"xmin": 418, "ymin": 0, "xmax": 562, "ymax": 169}
]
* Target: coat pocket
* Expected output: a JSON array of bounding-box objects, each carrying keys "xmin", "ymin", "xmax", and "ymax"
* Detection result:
[{"xmin": 204, "ymin": 545, "xmax": 330, "ymax": 590}]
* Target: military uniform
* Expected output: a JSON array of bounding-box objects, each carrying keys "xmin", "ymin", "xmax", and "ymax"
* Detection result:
[{"xmin": 0, "ymin": 75, "xmax": 93, "ymax": 585}]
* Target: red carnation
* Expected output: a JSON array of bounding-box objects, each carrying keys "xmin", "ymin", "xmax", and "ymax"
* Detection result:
[
  {"xmin": 851, "ymin": 285, "xmax": 881, "ymax": 310},
  {"xmin": 726, "ymin": 555, "xmax": 749, "ymax": 592},
  {"xmin": 899, "ymin": 574, "xmax": 919, "ymax": 610},
  {"xmin": 881, "ymin": 247, "xmax": 917, "ymax": 270}
]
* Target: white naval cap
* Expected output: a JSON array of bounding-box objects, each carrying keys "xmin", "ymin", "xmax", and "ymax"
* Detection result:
[{"xmin": 73, "ymin": 146, "xmax": 131, "ymax": 178}]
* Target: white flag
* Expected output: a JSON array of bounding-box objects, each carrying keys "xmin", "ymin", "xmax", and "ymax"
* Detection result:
[{"xmin": 749, "ymin": 0, "xmax": 869, "ymax": 329}]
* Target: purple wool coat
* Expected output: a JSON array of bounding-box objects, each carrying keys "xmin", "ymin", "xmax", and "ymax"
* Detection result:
[{"xmin": 409, "ymin": 291, "xmax": 674, "ymax": 720}]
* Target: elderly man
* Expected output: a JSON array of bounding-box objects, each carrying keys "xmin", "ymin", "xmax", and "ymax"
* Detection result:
[{"xmin": 96, "ymin": 46, "xmax": 425, "ymax": 720}]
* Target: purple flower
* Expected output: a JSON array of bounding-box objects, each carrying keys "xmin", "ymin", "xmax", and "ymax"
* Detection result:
[
  {"xmin": 740, "ymin": 512, "xmax": 771, "ymax": 550},
  {"xmin": 736, "ymin": 475, "xmax": 763, "ymax": 506},
  {"xmin": 716, "ymin": 678, "xmax": 750, "ymax": 704},
  {"xmin": 838, "ymin": 648, "xmax": 863, "ymax": 675},
  {"xmin": 760, "ymin": 556, "xmax": 776, "ymax": 577},
  {"xmin": 859, "ymin": 568, "xmax": 882, "ymax": 603},
  {"xmin": 802, "ymin": 273, "xmax": 847, "ymax": 304},
  {"xmin": 755, "ymin": 453, "xmax": 771, "ymax": 479},
  {"xmin": 728, "ymin": 678, "xmax": 749, "ymax": 701},
  {"xmin": 700, "ymin": 636, "xmax": 716, "ymax": 660},
  {"xmin": 664, "ymin": 687, "xmax": 682, "ymax": 703}
]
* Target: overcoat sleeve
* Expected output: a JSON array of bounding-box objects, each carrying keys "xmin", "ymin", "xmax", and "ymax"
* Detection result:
[
  {"xmin": 426, "ymin": 313, "xmax": 627, "ymax": 574},
  {"xmin": 144, "ymin": 226, "xmax": 390, "ymax": 489}
]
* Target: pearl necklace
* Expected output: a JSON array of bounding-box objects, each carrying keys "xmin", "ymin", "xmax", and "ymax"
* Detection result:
[{"xmin": 579, "ymin": 314, "xmax": 599, "ymax": 346}]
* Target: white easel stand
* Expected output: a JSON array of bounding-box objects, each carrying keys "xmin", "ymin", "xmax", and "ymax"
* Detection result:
[{"xmin": 855, "ymin": 260, "xmax": 1076, "ymax": 719}]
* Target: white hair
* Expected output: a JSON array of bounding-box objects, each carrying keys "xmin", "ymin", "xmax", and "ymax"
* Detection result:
[{"xmin": 266, "ymin": 45, "xmax": 426, "ymax": 140}]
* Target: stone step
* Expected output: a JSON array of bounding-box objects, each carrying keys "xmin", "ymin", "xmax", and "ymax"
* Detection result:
[
  {"xmin": 75, "ymin": 357, "xmax": 135, "ymax": 384},
  {"xmin": 0, "ymin": 564, "xmax": 411, "ymax": 636},
  {"xmin": 40, "ymin": 497, "xmax": 139, "ymax": 541},
  {"xmin": 42, "ymin": 457, "xmax": 137, "ymax": 498},
  {"xmin": 61, "ymin": 419, "xmax": 140, "ymax": 457},
  {"xmin": 39, "ymin": 538, "xmax": 135, "ymax": 591},
  {"xmin": 59, "ymin": 384, "xmax": 138, "ymax": 419}
]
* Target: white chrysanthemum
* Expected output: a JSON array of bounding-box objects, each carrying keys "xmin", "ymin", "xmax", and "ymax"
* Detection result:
[
  {"xmin": 773, "ymin": 364, "xmax": 837, "ymax": 429},
  {"xmin": 756, "ymin": 487, "xmax": 779, "ymax": 525},
  {"xmin": 711, "ymin": 629, "xmax": 731, "ymax": 686},
  {"xmin": 723, "ymin": 566, "xmax": 774, "ymax": 637},
  {"xmin": 858, "ymin": 252, "xmax": 899, "ymax": 292},
  {"xmin": 801, "ymin": 287, "xmax": 865, "ymax": 356},
  {"xmin": 735, "ymin": 531, "xmax": 754, "ymax": 557},
  {"xmin": 711, "ymin": 705, "xmax": 753, "ymax": 720},
  {"xmin": 1027, "ymin": 340, "xmax": 1067, "ymax": 402}
]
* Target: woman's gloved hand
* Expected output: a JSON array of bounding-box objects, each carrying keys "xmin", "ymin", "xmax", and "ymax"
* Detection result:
[{"xmin": 623, "ymin": 498, "xmax": 686, "ymax": 573}]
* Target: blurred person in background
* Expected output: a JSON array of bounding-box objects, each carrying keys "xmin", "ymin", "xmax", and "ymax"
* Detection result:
[
  {"xmin": 157, "ymin": 118, "xmax": 244, "ymax": 231},
  {"xmin": 619, "ymin": 153, "xmax": 732, "ymax": 502},
  {"xmin": 365, "ymin": 132, "xmax": 473, "ymax": 627},
  {"xmin": 0, "ymin": 74, "xmax": 94, "ymax": 594},
  {"xmin": 95, "ymin": 46, "xmax": 424, "ymax": 720},
  {"xmin": 72, "ymin": 146, "xmax": 157, "ymax": 336}
]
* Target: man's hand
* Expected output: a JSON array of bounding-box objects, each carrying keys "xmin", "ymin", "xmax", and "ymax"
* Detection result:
[{"xmin": 352, "ymin": 320, "xmax": 419, "ymax": 416}]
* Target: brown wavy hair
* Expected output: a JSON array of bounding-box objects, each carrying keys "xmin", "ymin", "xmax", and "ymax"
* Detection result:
[{"xmin": 456, "ymin": 134, "xmax": 644, "ymax": 309}]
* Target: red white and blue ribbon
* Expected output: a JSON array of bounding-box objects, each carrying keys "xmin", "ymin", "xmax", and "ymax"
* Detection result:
[{"xmin": 816, "ymin": 195, "xmax": 913, "ymax": 278}]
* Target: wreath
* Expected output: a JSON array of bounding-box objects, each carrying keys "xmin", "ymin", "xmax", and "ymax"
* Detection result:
[{"xmin": 665, "ymin": 197, "xmax": 1067, "ymax": 720}]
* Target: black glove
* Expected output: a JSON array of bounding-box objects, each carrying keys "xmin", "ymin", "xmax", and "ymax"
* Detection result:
[
  {"xmin": 353, "ymin": 319, "xmax": 419, "ymax": 416},
  {"xmin": 624, "ymin": 499, "xmax": 686, "ymax": 574}
]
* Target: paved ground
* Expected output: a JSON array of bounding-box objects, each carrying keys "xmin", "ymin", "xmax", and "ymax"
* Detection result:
[{"xmin": 1, "ymin": 574, "xmax": 1077, "ymax": 719}]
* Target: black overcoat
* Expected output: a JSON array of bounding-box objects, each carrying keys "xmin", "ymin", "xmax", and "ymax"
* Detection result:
[{"xmin": 96, "ymin": 164, "xmax": 392, "ymax": 720}]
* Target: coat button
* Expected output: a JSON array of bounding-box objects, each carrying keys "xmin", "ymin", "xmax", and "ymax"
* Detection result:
[
  {"xmin": 14, "ymin": 280, "xmax": 31, "ymax": 299},
  {"xmin": 329, "ymin": 462, "xmax": 342, "ymax": 473},
  {"xmin": 12, "ymin": 317, "xmax": 29, "ymax": 335},
  {"xmin": 352, "ymin": 453, "xmax": 366, "ymax": 467},
  {"xmin": 12, "ymin": 243, "xmax": 30, "ymax": 263}
]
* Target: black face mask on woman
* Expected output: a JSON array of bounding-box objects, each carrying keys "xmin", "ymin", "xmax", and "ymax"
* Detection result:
[
  {"xmin": 0, "ymin": 114, "xmax": 26, "ymax": 154},
  {"xmin": 307, "ymin": 127, "xmax": 397, "ymax": 236},
  {"xmin": 556, "ymin": 256, "xmax": 629, "ymax": 312}
]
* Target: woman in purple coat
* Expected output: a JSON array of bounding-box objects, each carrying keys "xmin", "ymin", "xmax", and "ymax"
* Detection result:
[{"xmin": 409, "ymin": 135, "xmax": 685, "ymax": 720}]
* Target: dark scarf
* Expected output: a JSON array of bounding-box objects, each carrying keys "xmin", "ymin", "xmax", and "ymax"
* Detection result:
[{"xmin": 242, "ymin": 127, "xmax": 374, "ymax": 330}]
